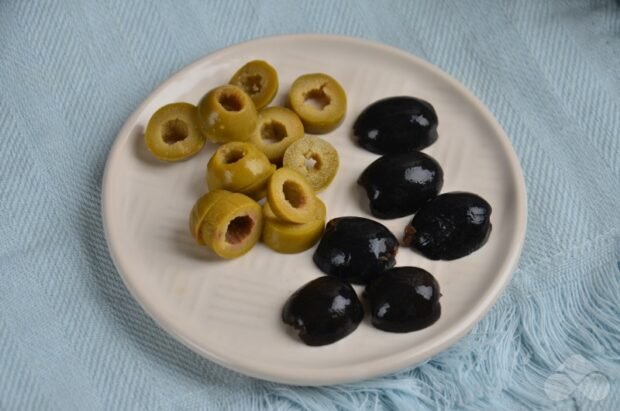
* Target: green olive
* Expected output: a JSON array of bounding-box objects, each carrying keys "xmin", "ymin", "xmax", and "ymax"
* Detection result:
[
  {"xmin": 189, "ymin": 190, "xmax": 231, "ymax": 245},
  {"xmin": 197, "ymin": 85, "xmax": 257, "ymax": 143},
  {"xmin": 229, "ymin": 60, "xmax": 279, "ymax": 110},
  {"xmin": 288, "ymin": 73, "xmax": 347, "ymax": 134},
  {"xmin": 249, "ymin": 107, "xmax": 304, "ymax": 164},
  {"xmin": 282, "ymin": 136, "xmax": 339, "ymax": 192},
  {"xmin": 190, "ymin": 190, "xmax": 263, "ymax": 259},
  {"xmin": 144, "ymin": 102, "xmax": 205, "ymax": 161},
  {"xmin": 206, "ymin": 142, "xmax": 275, "ymax": 197},
  {"xmin": 262, "ymin": 198, "xmax": 326, "ymax": 254},
  {"xmin": 267, "ymin": 167, "xmax": 317, "ymax": 224}
]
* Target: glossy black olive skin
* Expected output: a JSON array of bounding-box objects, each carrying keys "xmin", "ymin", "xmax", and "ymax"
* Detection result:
[
  {"xmin": 365, "ymin": 267, "xmax": 441, "ymax": 332},
  {"xmin": 313, "ymin": 217, "xmax": 399, "ymax": 285},
  {"xmin": 353, "ymin": 96, "xmax": 438, "ymax": 154},
  {"xmin": 404, "ymin": 192, "xmax": 492, "ymax": 260},
  {"xmin": 358, "ymin": 152, "xmax": 443, "ymax": 219},
  {"xmin": 282, "ymin": 276, "xmax": 364, "ymax": 346}
]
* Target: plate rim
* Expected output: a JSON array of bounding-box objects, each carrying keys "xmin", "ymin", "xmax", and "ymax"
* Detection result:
[{"xmin": 101, "ymin": 34, "xmax": 528, "ymax": 385}]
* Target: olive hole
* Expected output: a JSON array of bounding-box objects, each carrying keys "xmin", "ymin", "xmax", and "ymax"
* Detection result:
[
  {"xmin": 283, "ymin": 181, "xmax": 306, "ymax": 208},
  {"xmin": 304, "ymin": 153, "xmax": 322, "ymax": 171},
  {"xmin": 223, "ymin": 148, "xmax": 245, "ymax": 164},
  {"xmin": 225, "ymin": 215, "xmax": 254, "ymax": 244},
  {"xmin": 161, "ymin": 119, "xmax": 189, "ymax": 145},
  {"xmin": 303, "ymin": 85, "xmax": 331, "ymax": 110},
  {"xmin": 260, "ymin": 121, "xmax": 288, "ymax": 144},
  {"xmin": 219, "ymin": 92, "xmax": 244, "ymax": 111},
  {"xmin": 241, "ymin": 74, "xmax": 263, "ymax": 95}
]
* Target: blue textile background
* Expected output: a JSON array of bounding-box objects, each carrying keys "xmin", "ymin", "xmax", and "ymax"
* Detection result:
[{"xmin": 1, "ymin": 1, "xmax": 619, "ymax": 410}]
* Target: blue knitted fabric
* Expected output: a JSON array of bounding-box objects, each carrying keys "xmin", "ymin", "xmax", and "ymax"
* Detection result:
[{"xmin": 1, "ymin": 1, "xmax": 619, "ymax": 410}]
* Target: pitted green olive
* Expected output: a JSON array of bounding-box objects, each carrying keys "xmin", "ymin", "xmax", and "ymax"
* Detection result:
[
  {"xmin": 262, "ymin": 198, "xmax": 326, "ymax": 254},
  {"xmin": 189, "ymin": 190, "xmax": 263, "ymax": 259},
  {"xmin": 282, "ymin": 136, "xmax": 338, "ymax": 191},
  {"xmin": 249, "ymin": 107, "xmax": 304, "ymax": 164},
  {"xmin": 229, "ymin": 60, "xmax": 278, "ymax": 110},
  {"xmin": 145, "ymin": 102, "xmax": 205, "ymax": 161},
  {"xmin": 266, "ymin": 167, "xmax": 317, "ymax": 224},
  {"xmin": 289, "ymin": 73, "xmax": 346, "ymax": 134},
  {"xmin": 206, "ymin": 142, "xmax": 275, "ymax": 199},
  {"xmin": 197, "ymin": 85, "xmax": 257, "ymax": 143}
]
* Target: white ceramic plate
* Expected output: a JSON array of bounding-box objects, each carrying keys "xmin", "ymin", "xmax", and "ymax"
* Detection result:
[{"xmin": 102, "ymin": 35, "xmax": 527, "ymax": 385}]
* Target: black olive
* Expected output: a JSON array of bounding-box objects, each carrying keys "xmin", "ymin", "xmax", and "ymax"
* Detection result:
[
  {"xmin": 358, "ymin": 151, "xmax": 443, "ymax": 219},
  {"xmin": 404, "ymin": 192, "xmax": 492, "ymax": 260},
  {"xmin": 282, "ymin": 276, "xmax": 364, "ymax": 346},
  {"xmin": 365, "ymin": 266, "xmax": 441, "ymax": 332},
  {"xmin": 313, "ymin": 217, "xmax": 399, "ymax": 285},
  {"xmin": 353, "ymin": 96, "xmax": 438, "ymax": 154}
]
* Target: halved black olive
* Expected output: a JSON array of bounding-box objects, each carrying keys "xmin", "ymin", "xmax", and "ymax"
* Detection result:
[
  {"xmin": 282, "ymin": 276, "xmax": 364, "ymax": 346},
  {"xmin": 353, "ymin": 96, "xmax": 438, "ymax": 154},
  {"xmin": 358, "ymin": 151, "xmax": 443, "ymax": 219},
  {"xmin": 365, "ymin": 266, "xmax": 441, "ymax": 332},
  {"xmin": 404, "ymin": 192, "xmax": 492, "ymax": 260},
  {"xmin": 313, "ymin": 217, "xmax": 399, "ymax": 285}
]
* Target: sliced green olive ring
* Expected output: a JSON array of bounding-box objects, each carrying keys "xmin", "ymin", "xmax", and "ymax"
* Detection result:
[
  {"xmin": 267, "ymin": 167, "xmax": 317, "ymax": 224},
  {"xmin": 206, "ymin": 142, "xmax": 275, "ymax": 195},
  {"xmin": 289, "ymin": 73, "xmax": 347, "ymax": 134},
  {"xmin": 229, "ymin": 60, "xmax": 279, "ymax": 110},
  {"xmin": 249, "ymin": 107, "xmax": 304, "ymax": 164},
  {"xmin": 189, "ymin": 190, "xmax": 263, "ymax": 259},
  {"xmin": 262, "ymin": 198, "xmax": 326, "ymax": 254},
  {"xmin": 283, "ymin": 136, "xmax": 339, "ymax": 192},
  {"xmin": 197, "ymin": 85, "xmax": 257, "ymax": 143},
  {"xmin": 144, "ymin": 102, "xmax": 205, "ymax": 161}
]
